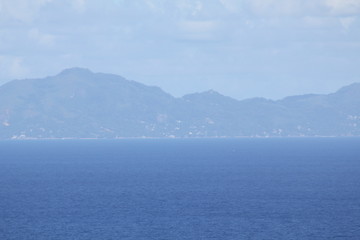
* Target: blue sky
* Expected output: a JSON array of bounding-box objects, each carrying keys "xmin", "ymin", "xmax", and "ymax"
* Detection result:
[{"xmin": 0, "ymin": 0, "xmax": 359, "ymax": 100}]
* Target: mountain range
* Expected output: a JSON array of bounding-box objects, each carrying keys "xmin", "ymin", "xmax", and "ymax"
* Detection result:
[{"xmin": 0, "ymin": 68, "xmax": 359, "ymax": 139}]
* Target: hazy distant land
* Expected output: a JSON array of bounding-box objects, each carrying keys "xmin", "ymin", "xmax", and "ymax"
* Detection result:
[{"xmin": 0, "ymin": 68, "xmax": 359, "ymax": 139}]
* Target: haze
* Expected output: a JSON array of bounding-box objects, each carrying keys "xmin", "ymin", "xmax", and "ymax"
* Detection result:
[{"xmin": 0, "ymin": 0, "xmax": 359, "ymax": 100}]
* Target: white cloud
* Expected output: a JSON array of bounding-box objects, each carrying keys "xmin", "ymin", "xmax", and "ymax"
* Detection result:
[
  {"xmin": 339, "ymin": 16, "xmax": 357, "ymax": 29},
  {"xmin": 179, "ymin": 20, "xmax": 218, "ymax": 32},
  {"xmin": 175, "ymin": 0, "xmax": 204, "ymax": 17},
  {"xmin": 178, "ymin": 20, "xmax": 219, "ymax": 40},
  {"xmin": 0, "ymin": 0, "xmax": 53, "ymax": 22},
  {"xmin": 71, "ymin": 0, "xmax": 87, "ymax": 12},
  {"xmin": 143, "ymin": 0, "xmax": 160, "ymax": 12},
  {"xmin": 217, "ymin": 0, "xmax": 360, "ymax": 17},
  {"xmin": 0, "ymin": 55, "xmax": 29, "ymax": 80},
  {"xmin": 10, "ymin": 57, "xmax": 28, "ymax": 77},
  {"xmin": 325, "ymin": 0, "xmax": 360, "ymax": 15},
  {"xmin": 0, "ymin": 0, "xmax": 89, "ymax": 22},
  {"xmin": 107, "ymin": 0, "xmax": 356, "ymax": 20},
  {"xmin": 303, "ymin": 16, "xmax": 333, "ymax": 27},
  {"xmin": 218, "ymin": 0, "xmax": 240, "ymax": 13},
  {"xmin": 28, "ymin": 28, "xmax": 55, "ymax": 46},
  {"xmin": 248, "ymin": 0, "xmax": 303, "ymax": 16}
]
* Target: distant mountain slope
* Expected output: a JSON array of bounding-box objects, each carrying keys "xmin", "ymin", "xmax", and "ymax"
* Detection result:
[{"xmin": 0, "ymin": 68, "xmax": 359, "ymax": 139}]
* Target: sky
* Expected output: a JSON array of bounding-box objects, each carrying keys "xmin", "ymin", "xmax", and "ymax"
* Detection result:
[{"xmin": 0, "ymin": 0, "xmax": 359, "ymax": 100}]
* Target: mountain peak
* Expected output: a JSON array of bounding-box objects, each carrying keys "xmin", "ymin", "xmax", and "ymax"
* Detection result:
[
  {"xmin": 335, "ymin": 82, "xmax": 360, "ymax": 95},
  {"xmin": 58, "ymin": 67, "xmax": 93, "ymax": 76},
  {"xmin": 204, "ymin": 89, "xmax": 218, "ymax": 94},
  {"xmin": 183, "ymin": 89, "xmax": 223, "ymax": 98}
]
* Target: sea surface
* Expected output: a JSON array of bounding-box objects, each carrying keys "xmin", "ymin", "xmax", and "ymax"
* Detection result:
[{"xmin": 0, "ymin": 138, "xmax": 360, "ymax": 240}]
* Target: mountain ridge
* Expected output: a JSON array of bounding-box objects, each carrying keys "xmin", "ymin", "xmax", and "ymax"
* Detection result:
[{"xmin": 0, "ymin": 68, "xmax": 359, "ymax": 139}]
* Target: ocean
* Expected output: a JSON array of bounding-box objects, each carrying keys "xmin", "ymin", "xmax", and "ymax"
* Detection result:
[{"xmin": 0, "ymin": 138, "xmax": 360, "ymax": 240}]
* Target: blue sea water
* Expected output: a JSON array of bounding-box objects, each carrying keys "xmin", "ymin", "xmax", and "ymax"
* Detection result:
[{"xmin": 0, "ymin": 138, "xmax": 360, "ymax": 240}]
